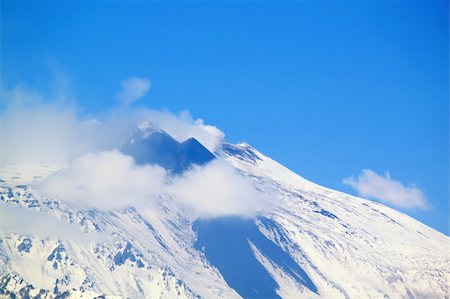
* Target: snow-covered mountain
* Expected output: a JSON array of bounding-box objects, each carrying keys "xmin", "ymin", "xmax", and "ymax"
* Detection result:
[{"xmin": 0, "ymin": 128, "xmax": 448, "ymax": 299}]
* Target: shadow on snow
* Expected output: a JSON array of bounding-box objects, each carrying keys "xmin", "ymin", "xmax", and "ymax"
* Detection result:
[{"xmin": 193, "ymin": 217, "xmax": 318, "ymax": 299}]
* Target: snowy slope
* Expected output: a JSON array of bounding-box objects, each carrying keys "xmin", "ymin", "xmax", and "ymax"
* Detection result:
[
  {"xmin": 0, "ymin": 137, "xmax": 448, "ymax": 298},
  {"xmin": 218, "ymin": 143, "xmax": 449, "ymax": 298}
]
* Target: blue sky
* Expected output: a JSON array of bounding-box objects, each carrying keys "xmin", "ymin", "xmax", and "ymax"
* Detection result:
[{"xmin": 1, "ymin": 1, "xmax": 448, "ymax": 234}]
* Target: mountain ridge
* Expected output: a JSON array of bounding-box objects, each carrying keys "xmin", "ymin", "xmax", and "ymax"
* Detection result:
[
  {"xmin": 122, "ymin": 127, "xmax": 215, "ymax": 173},
  {"xmin": 0, "ymin": 131, "xmax": 448, "ymax": 298}
]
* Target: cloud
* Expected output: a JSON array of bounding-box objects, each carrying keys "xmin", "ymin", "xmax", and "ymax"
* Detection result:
[
  {"xmin": 169, "ymin": 159, "xmax": 267, "ymax": 218},
  {"xmin": 116, "ymin": 77, "xmax": 151, "ymax": 104},
  {"xmin": 0, "ymin": 202, "xmax": 105, "ymax": 243},
  {"xmin": 1, "ymin": 73, "xmax": 255, "ymax": 218},
  {"xmin": 0, "ymin": 88, "xmax": 80, "ymax": 164},
  {"xmin": 0, "ymin": 79, "xmax": 224, "ymax": 164},
  {"xmin": 343, "ymin": 169, "xmax": 428, "ymax": 209},
  {"xmin": 39, "ymin": 150, "xmax": 167, "ymax": 210},
  {"xmin": 38, "ymin": 151, "xmax": 267, "ymax": 218},
  {"xmin": 136, "ymin": 110, "xmax": 225, "ymax": 152}
]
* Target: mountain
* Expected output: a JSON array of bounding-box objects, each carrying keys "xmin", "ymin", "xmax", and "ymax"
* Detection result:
[
  {"xmin": 121, "ymin": 126, "xmax": 215, "ymax": 173},
  {"xmin": 0, "ymin": 130, "xmax": 448, "ymax": 299}
]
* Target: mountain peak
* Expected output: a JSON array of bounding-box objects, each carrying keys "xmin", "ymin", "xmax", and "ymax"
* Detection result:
[
  {"xmin": 219, "ymin": 142, "xmax": 262, "ymax": 164},
  {"xmin": 177, "ymin": 137, "xmax": 216, "ymax": 170},
  {"xmin": 122, "ymin": 127, "xmax": 215, "ymax": 172}
]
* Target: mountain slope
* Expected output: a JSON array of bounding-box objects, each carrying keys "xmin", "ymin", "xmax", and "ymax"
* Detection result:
[
  {"xmin": 218, "ymin": 143, "xmax": 449, "ymax": 298},
  {"xmin": 0, "ymin": 138, "xmax": 448, "ymax": 298}
]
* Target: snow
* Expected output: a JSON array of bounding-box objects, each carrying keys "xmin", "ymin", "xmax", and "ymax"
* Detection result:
[{"xmin": 0, "ymin": 141, "xmax": 448, "ymax": 298}]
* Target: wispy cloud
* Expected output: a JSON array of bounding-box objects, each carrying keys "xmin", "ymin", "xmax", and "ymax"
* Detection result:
[
  {"xmin": 0, "ymin": 202, "xmax": 105, "ymax": 243},
  {"xmin": 116, "ymin": 77, "xmax": 151, "ymax": 105},
  {"xmin": 138, "ymin": 110, "xmax": 225, "ymax": 152},
  {"xmin": 0, "ymin": 75, "xmax": 224, "ymax": 164},
  {"xmin": 343, "ymin": 169, "xmax": 428, "ymax": 209},
  {"xmin": 0, "ymin": 87, "xmax": 80, "ymax": 164},
  {"xmin": 1, "ymin": 72, "xmax": 264, "ymax": 219}
]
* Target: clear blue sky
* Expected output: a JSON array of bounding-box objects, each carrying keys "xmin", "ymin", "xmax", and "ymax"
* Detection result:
[{"xmin": 2, "ymin": 1, "xmax": 448, "ymax": 234}]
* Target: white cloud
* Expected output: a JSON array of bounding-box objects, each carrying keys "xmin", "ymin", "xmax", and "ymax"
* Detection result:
[
  {"xmin": 136, "ymin": 109, "xmax": 225, "ymax": 152},
  {"xmin": 343, "ymin": 169, "xmax": 428, "ymax": 209},
  {"xmin": 39, "ymin": 150, "xmax": 167, "ymax": 210},
  {"xmin": 38, "ymin": 151, "xmax": 267, "ymax": 218},
  {"xmin": 169, "ymin": 159, "xmax": 267, "ymax": 218},
  {"xmin": 116, "ymin": 77, "xmax": 151, "ymax": 104},
  {"xmin": 0, "ymin": 202, "xmax": 105, "ymax": 243},
  {"xmin": 0, "ymin": 89, "xmax": 80, "ymax": 164},
  {"xmin": 0, "ymin": 80, "xmax": 224, "ymax": 165},
  {"xmin": 1, "ymin": 74, "xmax": 252, "ymax": 218}
]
